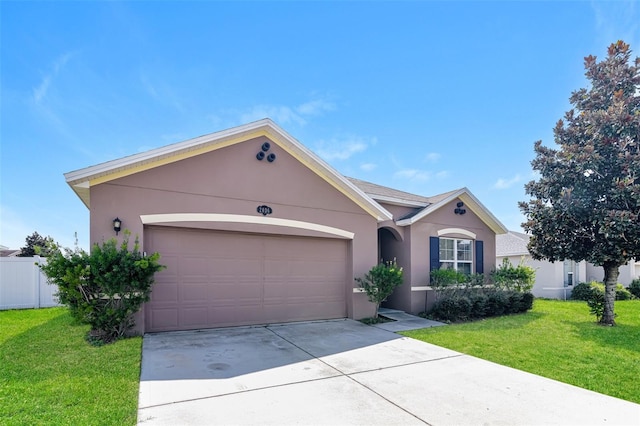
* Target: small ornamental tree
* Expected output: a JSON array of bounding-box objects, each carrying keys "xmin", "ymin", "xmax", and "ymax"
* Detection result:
[
  {"xmin": 40, "ymin": 231, "xmax": 165, "ymax": 344},
  {"xmin": 355, "ymin": 259, "xmax": 403, "ymax": 319},
  {"xmin": 519, "ymin": 41, "xmax": 640, "ymax": 325},
  {"xmin": 18, "ymin": 231, "xmax": 56, "ymax": 257}
]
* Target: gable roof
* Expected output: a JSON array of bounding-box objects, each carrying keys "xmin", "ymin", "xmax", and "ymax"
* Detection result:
[
  {"xmin": 347, "ymin": 177, "xmax": 507, "ymax": 235},
  {"xmin": 64, "ymin": 119, "xmax": 393, "ymax": 222},
  {"xmin": 496, "ymin": 230, "xmax": 531, "ymax": 256},
  {"xmin": 395, "ymin": 187, "xmax": 508, "ymax": 235}
]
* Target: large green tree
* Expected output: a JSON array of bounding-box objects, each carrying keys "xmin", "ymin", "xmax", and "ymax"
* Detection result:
[
  {"xmin": 17, "ymin": 231, "xmax": 55, "ymax": 257},
  {"xmin": 520, "ymin": 40, "xmax": 640, "ymax": 325}
]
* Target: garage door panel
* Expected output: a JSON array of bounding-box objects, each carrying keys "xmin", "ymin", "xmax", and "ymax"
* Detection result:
[{"xmin": 145, "ymin": 227, "xmax": 348, "ymax": 332}]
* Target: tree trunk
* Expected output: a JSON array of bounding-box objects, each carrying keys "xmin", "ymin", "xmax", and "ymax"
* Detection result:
[{"xmin": 601, "ymin": 262, "xmax": 619, "ymax": 326}]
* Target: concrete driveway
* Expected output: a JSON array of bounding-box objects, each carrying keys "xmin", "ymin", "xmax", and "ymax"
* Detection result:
[{"xmin": 138, "ymin": 319, "xmax": 639, "ymax": 425}]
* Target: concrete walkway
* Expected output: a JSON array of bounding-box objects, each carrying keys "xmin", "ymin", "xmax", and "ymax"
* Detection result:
[
  {"xmin": 137, "ymin": 318, "xmax": 639, "ymax": 425},
  {"xmin": 374, "ymin": 307, "xmax": 446, "ymax": 331}
]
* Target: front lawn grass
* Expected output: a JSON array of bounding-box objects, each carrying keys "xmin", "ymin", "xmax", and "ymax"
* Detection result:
[
  {"xmin": 402, "ymin": 299, "xmax": 640, "ymax": 403},
  {"xmin": 0, "ymin": 308, "xmax": 142, "ymax": 425}
]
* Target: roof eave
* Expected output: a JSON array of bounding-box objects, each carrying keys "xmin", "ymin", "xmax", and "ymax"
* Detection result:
[
  {"xmin": 64, "ymin": 119, "xmax": 393, "ymax": 221},
  {"xmin": 395, "ymin": 188, "xmax": 508, "ymax": 235}
]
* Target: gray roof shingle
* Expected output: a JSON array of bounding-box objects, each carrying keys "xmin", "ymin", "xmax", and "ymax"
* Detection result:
[{"xmin": 496, "ymin": 231, "xmax": 531, "ymax": 256}]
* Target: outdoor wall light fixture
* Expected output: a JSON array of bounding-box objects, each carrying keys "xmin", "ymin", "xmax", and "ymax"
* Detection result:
[
  {"xmin": 113, "ymin": 217, "xmax": 122, "ymax": 235},
  {"xmin": 454, "ymin": 202, "xmax": 466, "ymax": 215}
]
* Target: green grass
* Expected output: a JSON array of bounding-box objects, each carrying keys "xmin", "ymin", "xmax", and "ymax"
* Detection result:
[
  {"xmin": 402, "ymin": 299, "xmax": 640, "ymax": 403},
  {"xmin": 0, "ymin": 308, "xmax": 142, "ymax": 425}
]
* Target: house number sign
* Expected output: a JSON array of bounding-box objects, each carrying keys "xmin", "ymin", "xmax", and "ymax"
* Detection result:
[{"xmin": 257, "ymin": 205, "xmax": 273, "ymax": 216}]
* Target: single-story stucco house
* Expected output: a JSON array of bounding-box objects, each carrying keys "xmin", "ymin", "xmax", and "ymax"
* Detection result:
[
  {"xmin": 65, "ymin": 119, "xmax": 507, "ymax": 333},
  {"xmin": 497, "ymin": 230, "xmax": 640, "ymax": 300}
]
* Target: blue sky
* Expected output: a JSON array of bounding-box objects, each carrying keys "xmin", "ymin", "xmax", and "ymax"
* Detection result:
[{"xmin": 1, "ymin": 1, "xmax": 638, "ymax": 250}]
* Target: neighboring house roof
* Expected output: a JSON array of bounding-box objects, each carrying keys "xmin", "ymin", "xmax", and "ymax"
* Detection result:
[
  {"xmin": 0, "ymin": 249, "xmax": 22, "ymax": 257},
  {"xmin": 496, "ymin": 230, "xmax": 531, "ymax": 257},
  {"xmin": 65, "ymin": 119, "xmax": 393, "ymax": 222}
]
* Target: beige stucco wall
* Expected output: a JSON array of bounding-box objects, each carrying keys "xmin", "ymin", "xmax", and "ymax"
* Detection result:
[
  {"xmin": 375, "ymin": 198, "xmax": 498, "ymax": 315},
  {"xmin": 89, "ymin": 136, "xmax": 380, "ymax": 329}
]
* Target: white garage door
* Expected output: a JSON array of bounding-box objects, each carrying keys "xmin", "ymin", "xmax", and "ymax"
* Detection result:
[{"xmin": 144, "ymin": 227, "xmax": 348, "ymax": 332}]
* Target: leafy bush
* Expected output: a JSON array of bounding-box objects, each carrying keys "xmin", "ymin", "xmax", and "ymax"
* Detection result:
[
  {"xmin": 587, "ymin": 289, "xmax": 606, "ymax": 322},
  {"xmin": 40, "ymin": 233, "xmax": 165, "ymax": 344},
  {"xmin": 615, "ymin": 285, "xmax": 633, "ymax": 300},
  {"xmin": 628, "ymin": 279, "xmax": 640, "ymax": 299},
  {"xmin": 570, "ymin": 282, "xmax": 595, "ymax": 301},
  {"xmin": 429, "ymin": 289, "xmax": 533, "ymax": 322},
  {"xmin": 430, "ymin": 268, "xmax": 467, "ymax": 287},
  {"xmin": 485, "ymin": 291, "xmax": 509, "ymax": 316},
  {"xmin": 469, "ymin": 292, "xmax": 488, "ymax": 318},
  {"xmin": 356, "ymin": 259, "xmax": 403, "ymax": 318},
  {"xmin": 491, "ymin": 258, "xmax": 535, "ymax": 292},
  {"xmin": 571, "ymin": 281, "xmax": 633, "ymax": 301}
]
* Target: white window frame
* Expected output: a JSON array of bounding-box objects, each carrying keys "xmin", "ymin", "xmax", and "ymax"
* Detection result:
[{"xmin": 439, "ymin": 237, "xmax": 474, "ymax": 274}]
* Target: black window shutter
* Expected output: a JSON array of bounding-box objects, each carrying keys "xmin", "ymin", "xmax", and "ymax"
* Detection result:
[
  {"xmin": 430, "ymin": 237, "xmax": 440, "ymax": 271},
  {"xmin": 475, "ymin": 240, "xmax": 484, "ymax": 274}
]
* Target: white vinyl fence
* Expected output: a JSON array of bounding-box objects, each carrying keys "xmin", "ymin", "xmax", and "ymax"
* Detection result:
[{"xmin": 0, "ymin": 256, "xmax": 61, "ymax": 310}]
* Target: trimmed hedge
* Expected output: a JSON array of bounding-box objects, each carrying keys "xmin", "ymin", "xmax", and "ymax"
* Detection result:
[{"xmin": 428, "ymin": 290, "xmax": 534, "ymax": 322}]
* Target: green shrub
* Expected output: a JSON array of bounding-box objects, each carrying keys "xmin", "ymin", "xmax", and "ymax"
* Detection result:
[
  {"xmin": 570, "ymin": 282, "xmax": 595, "ymax": 301},
  {"xmin": 571, "ymin": 281, "xmax": 633, "ymax": 301},
  {"xmin": 587, "ymin": 289, "xmax": 606, "ymax": 322},
  {"xmin": 429, "ymin": 289, "xmax": 533, "ymax": 322},
  {"xmin": 491, "ymin": 258, "xmax": 535, "ymax": 292},
  {"xmin": 40, "ymin": 233, "xmax": 165, "ymax": 344},
  {"xmin": 615, "ymin": 285, "xmax": 633, "ymax": 300},
  {"xmin": 430, "ymin": 268, "xmax": 467, "ymax": 287},
  {"xmin": 628, "ymin": 279, "xmax": 640, "ymax": 299},
  {"xmin": 469, "ymin": 292, "xmax": 488, "ymax": 318},
  {"xmin": 519, "ymin": 292, "xmax": 535, "ymax": 312},
  {"xmin": 356, "ymin": 259, "xmax": 403, "ymax": 318},
  {"xmin": 485, "ymin": 291, "xmax": 509, "ymax": 316}
]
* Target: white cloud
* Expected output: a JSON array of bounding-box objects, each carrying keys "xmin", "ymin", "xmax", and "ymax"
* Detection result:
[
  {"xmin": 394, "ymin": 169, "xmax": 431, "ymax": 183},
  {"xmin": 234, "ymin": 95, "xmax": 337, "ymax": 127},
  {"xmin": 32, "ymin": 52, "xmax": 74, "ymax": 105},
  {"xmin": 296, "ymin": 99, "xmax": 335, "ymax": 116},
  {"xmin": 360, "ymin": 163, "xmax": 377, "ymax": 171},
  {"xmin": 425, "ymin": 152, "xmax": 441, "ymax": 162},
  {"xmin": 315, "ymin": 135, "xmax": 371, "ymax": 161},
  {"xmin": 435, "ymin": 170, "xmax": 450, "ymax": 179},
  {"xmin": 494, "ymin": 174, "xmax": 522, "ymax": 190}
]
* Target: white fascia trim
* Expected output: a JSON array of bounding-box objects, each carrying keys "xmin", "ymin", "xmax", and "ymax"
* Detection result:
[
  {"xmin": 396, "ymin": 189, "xmax": 465, "ymax": 226},
  {"xmin": 396, "ymin": 187, "xmax": 508, "ymax": 234},
  {"xmin": 140, "ymin": 213, "xmax": 355, "ymax": 239},
  {"xmin": 369, "ymin": 194, "xmax": 428, "ymax": 208},
  {"xmin": 64, "ymin": 118, "xmax": 392, "ymax": 222},
  {"xmin": 64, "ymin": 119, "xmax": 272, "ymax": 184},
  {"xmin": 411, "ymin": 286, "xmax": 432, "ymax": 291},
  {"xmin": 264, "ymin": 122, "xmax": 393, "ymax": 222},
  {"xmin": 437, "ymin": 228, "xmax": 477, "ymax": 239},
  {"xmin": 352, "ymin": 288, "xmax": 366, "ymax": 293}
]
